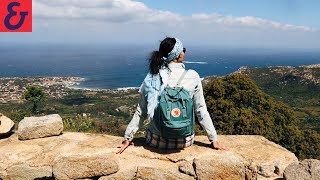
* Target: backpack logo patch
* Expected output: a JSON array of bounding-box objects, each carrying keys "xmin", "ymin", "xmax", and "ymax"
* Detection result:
[{"xmin": 171, "ymin": 108, "xmax": 181, "ymax": 118}]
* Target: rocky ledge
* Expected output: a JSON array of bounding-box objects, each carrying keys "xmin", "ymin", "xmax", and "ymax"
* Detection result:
[{"xmin": 0, "ymin": 131, "xmax": 299, "ymax": 180}]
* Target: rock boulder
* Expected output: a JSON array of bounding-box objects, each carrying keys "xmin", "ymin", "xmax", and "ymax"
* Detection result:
[
  {"xmin": 18, "ymin": 114, "xmax": 63, "ymax": 140},
  {"xmin": 53, "ymin": 153, "xmax": 119, "ymax": 179},
  {"xmin": 193, "ymin": 151, "xmax": 246, "ymax": 180},
  {"xmin": 0, "ymin": 132, "xmax": 298, "ymax": 179},
  {"xmin": 0, "ymin": 114, "xmax": 15, "ymax": 138},
  {"xmin": 284, "ymin": 159, "xmax": 320, "ymax": 180}
]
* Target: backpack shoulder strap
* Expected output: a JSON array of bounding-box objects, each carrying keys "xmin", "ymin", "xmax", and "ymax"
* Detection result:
[{"xmin": 176, "ymin": 70, "xmax": 188, "ymax": 87}]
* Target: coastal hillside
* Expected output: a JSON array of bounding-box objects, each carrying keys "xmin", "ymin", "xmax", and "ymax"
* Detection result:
[
  {"xmin": 202, "ymin": 73, "xmax": 320, "ymax": 160},
  {"xmin": 231, "ymin": 64, "xmax": 320, "ymax": 133},
  {"xmin": 234, "ymin": 64, "xmax": 320, "ymax": 107}
]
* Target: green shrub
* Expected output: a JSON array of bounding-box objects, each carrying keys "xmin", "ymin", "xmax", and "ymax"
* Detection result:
[
  {"xmin": 5, "ymin": 109, "xmax": 32, "ymax": 122},
  {"xmin": 63, "ymin": 114, "xmax": 96, "ymax": 133}
]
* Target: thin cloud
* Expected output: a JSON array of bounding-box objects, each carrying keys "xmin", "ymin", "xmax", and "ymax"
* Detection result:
[
  {"xmin": 33, "ymin": 0, "xmax": 183, "ymax": 23},
  {"xmin": 192, "ymin": 13, "xmax": 314, "ymax": 32}
]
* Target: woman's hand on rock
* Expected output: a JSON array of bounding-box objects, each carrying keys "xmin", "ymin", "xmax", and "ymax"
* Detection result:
[
  {"xmin": 211, "ymin": 141, "xmax": 229, "ymax": 151},
  {"xmin": 116, "ymin": 140, "xmax": 134, "ymax": 154}
]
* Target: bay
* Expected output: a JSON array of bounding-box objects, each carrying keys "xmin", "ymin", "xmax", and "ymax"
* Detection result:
[{"xmin": 0, "ymin": 44, "xmax": 319, "ymax": 89}]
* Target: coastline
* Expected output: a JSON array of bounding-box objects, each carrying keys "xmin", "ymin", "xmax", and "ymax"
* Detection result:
[
  {"xmin": 69, "ymin": 79, "xmax": 140, "ymax": 92},
  {"xmin": 2, "ymin": 63, "xmax": 319, "ymax": 92},
  {"xmin": 69, "ymin": 85, "xmax": 140, "ymax": 92}
]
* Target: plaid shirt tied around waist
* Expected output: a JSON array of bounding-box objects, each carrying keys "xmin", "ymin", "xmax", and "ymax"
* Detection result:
[{"xmin": 145, "ymin": 129, "xmax": 195, "ymax": 149}]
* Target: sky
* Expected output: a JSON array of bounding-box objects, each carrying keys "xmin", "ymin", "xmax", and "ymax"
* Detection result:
[{"xmin": 1, "ymin": 0, "xmax": 320, "ymax": 48}]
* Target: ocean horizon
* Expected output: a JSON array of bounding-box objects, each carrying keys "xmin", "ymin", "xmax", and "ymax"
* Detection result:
[{"xmin": 1, "ymin": 44, "xmax": 319, "ymax": 89}]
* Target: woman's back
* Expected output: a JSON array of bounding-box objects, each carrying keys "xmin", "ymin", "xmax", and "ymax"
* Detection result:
[
  {"xmin": 116, "ymin": 37, "xmax": 229, "ymax": 154},
  {"xmin": 166, "ymin": 63, "xmax": 200, "ymax": 99}
]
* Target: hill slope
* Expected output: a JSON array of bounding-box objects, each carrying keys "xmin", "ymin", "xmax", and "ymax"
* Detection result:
[
  {"xmin": 234, "ymin": 64, "xmax": 320, "ymax": 107},
  {"xmin": 232, "ymin": 64, "xmax": 320, "ymax": 132},
  {"xmin": 203, "ymin": 73, "xmax": 320, "ymax": 159}
]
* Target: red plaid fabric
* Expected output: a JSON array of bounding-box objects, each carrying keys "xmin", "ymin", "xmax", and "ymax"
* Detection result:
[{"xmin": 145, "ymin": 129, "xmax": 195, "ymax": 149}]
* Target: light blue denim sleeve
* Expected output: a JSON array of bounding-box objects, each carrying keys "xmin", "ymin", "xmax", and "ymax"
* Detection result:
[
  {"xmin": 193, "ymin": 76, "xmax": 218, "ymax": 142},
  {"xmin": 124, "ymin": 85, "xmax": 148, "ymax": 141}
]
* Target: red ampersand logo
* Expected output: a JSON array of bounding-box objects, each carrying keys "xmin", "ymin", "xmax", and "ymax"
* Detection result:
[{"xmin": 0, "ymin": 0, "xmax": 32, "ymax": 32}]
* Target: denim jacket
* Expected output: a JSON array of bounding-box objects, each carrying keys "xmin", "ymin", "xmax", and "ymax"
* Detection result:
[
  {"xmin": 140, "ymin": 67, "xmax": 169, "ymax": 119},
  {"xmin": 124, "ymin": 63, "xmax": 218, "ymax": 142}
]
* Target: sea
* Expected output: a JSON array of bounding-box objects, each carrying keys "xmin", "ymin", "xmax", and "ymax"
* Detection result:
[{"xmin": 0, "ymin": 44, "xmax": 319, "ymax": 89}]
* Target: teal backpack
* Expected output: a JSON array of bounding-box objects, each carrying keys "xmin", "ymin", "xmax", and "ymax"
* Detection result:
[{"xmin": 154, "ymin": 70, "xmax": 195, "ymax": 139}]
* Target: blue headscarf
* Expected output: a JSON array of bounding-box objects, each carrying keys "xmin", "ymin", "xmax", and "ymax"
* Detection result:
[
  {"xmin": 162, "ymin": 38, "xmax": 184, "ymax": 62},
  {"xmin": 141, "ymin": 38, "xmax": 184, "ymax": 119}
]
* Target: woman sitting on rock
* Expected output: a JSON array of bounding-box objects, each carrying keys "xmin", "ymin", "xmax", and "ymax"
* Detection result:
[{"xmin": 117, "ymin": 37, "xmax": 229, "ymax": 154}]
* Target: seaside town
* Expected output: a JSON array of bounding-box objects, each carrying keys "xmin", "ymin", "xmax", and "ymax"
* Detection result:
[
  {"xmin": 0, "ymin": 76, "xmax": 84, "ymax": 103},
  {"xmin": 0, "ymin": 76, "xmax": 139, "ymax": 104}
]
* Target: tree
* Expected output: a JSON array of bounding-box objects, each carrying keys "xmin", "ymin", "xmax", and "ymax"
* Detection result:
[{"xmin": 22, "ymin": 85, "xmax": 47, "ymax": 113}]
